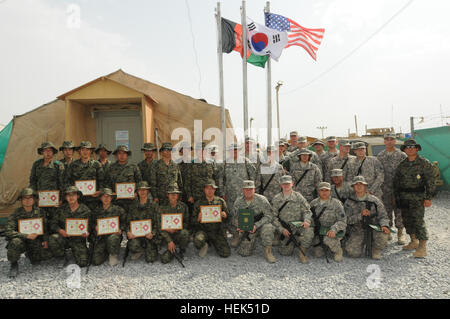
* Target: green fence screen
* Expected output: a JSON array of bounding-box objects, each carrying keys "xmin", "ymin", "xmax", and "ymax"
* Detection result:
[{"xmin": 0, "ymin": 120, "xmax": 13, "ymax": 171}]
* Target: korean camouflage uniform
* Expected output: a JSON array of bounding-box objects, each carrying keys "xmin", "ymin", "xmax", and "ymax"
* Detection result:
[
  {"xmin": 90, "ymin": 204, "xmax": 125, "ymax": 265},
  {"xmin": 159, "ymin": 201, "xmax": 190, "ymax": 264},
  {"xmin": 126, "ymin": 198, "xmax": 160, "ymax": 263},
  {"xmin": 178, "ymin": 159, "xmax": 192, "ymax": 203},
  {"xmin": 287, "ymin": 159, "xmax": 322, "ymax": 203},
  {"xmin": 5, "ymin": 206, "xmax": 52, "ymax": 263},
  {"xmin": 192, "ymin": 196, "xmax": 231, "ymax": 258},
  {"xmin": 343, "ymin": 194, "xmax": 389, "ymax": 258},
  {"xmin": 48, "ymin": 203, "xmax": 91, "ymax": 267},
  {"xmin": 377, "ymin": 148, "xmax": 407, "ymax": 229},
  {"xmin": 138, "ymin": 159, "xmax": 155, "ymax": 182},
  {"xmin": 310, "ymin": 197, "xmax": 346, "ymax": 255},
  {"xmin": 345, "ymin": 156, "xmax": 384, "ymax": 199},
  {"xmin": 149, "ymin": 159, "xmax": 182, "ymax": 206},
  {"xmin": 393, "ymin": 155, "xmax": 435, "ymax": 241},
  {"xmin": 272, "ymin": 191, "xmax": 314, "ymax": 255},
  {"xmin": 234, "ymin": 194, "xmax": 275, "ymax": 257}
]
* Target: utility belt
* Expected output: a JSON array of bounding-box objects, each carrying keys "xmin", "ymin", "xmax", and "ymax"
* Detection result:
[{"xmin": 399, "ymin": 187, "xmax": 425, "ymax": 193}]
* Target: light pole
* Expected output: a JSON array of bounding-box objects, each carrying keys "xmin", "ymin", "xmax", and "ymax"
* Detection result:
[
  {"xmin": 250, "ymin": 117, "xmax": 254, "ymax": 138},
  {"xmin": 317, "ymin": 126, "xmax": 327, "ymax": 139},
  {"xmin": 275, "ymin": 81, "xmax": 283, "ymax": 141}
]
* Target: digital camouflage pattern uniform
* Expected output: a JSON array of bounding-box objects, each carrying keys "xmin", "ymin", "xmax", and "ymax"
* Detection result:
[
  {"xmin": 284, "ymin": 148, "xmax": 323, "ymax": 176},
  {"xmin": 325, "ymin": 154, "xmax": 355, "ymax": 183},
  {"xmin": 377, "ymin": 147, "xmax": 407, "ymax": 229},
  {"xmin": 126, "ymin": 197, "xmax": 161, "ymax": 263},
  {"xmin": 233, "ymin": 193, "xmax": 275, "ymax": 257},
  {"xmin": 272, "ymin": 190, "xmax": 314, "ymax": 256},
  {"xmin": 343, "ymin": 192, "xmax": 389, "ymax": 258},
  {"xmin": 331, "ymin": 182, "xmax": 353, "ymax": 204},
  {"xmin": 159, "ymin": 200, "xmax": 190, "ymax": 264},
  {"xmin": 256, "ymin": 160, "xmax": 285, "ymax": 203},
  {"xmin": 192, "ymin": 196, "xmax": 230, "ymax": 257},
  {"xmin": 393, "ymin": 145, "xmax": 435, "ymax": 242},
  {"xmin": 48, "ymin": 200, "xmax": 91, "ymax": 267},
  {"xmin": 90, "ymin": 202, "xmax": 125, "ymax": 265}
]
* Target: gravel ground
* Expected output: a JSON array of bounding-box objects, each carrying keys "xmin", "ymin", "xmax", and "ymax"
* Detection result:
[{"xmin": 1, "ymin": 191, "xmax": 449, "ymax": 299}]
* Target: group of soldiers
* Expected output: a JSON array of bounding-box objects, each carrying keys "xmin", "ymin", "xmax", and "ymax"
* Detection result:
[{"xmin": 4, "ymin": 132, "xmax": 436, "ymax": 278}]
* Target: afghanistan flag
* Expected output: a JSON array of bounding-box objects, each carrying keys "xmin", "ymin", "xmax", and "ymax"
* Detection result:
[{"xmin": 221, "ymin": 18, "xmax": 269, "ymax": 68}]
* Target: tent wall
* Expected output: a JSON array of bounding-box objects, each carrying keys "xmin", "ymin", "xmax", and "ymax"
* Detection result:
[{"xmin": 0, "ymin": 100, "xmax": 66, "ymax": 214}]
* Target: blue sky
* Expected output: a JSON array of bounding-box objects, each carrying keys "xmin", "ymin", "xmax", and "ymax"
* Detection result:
[{"xmin": 0, "ymin": 0, "xmax": 449, "ymax": 144}]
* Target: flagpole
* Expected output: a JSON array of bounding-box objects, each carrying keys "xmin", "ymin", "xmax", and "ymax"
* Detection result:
[
  {"xmin": 215, "ymin": 2, "xmax": 226, "ymax": 162},
  {"xmin": 241, "ymin": 0, "xmax": 249, "ymax": 141},
  {"xmin": 265, "ymin": 1, "xmax": 273, "ymax": 146}
]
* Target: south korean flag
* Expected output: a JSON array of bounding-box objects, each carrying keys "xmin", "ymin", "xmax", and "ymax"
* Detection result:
[{"xmin": 246, "ymin": 17, "xmax": 288, "ymax": 61}]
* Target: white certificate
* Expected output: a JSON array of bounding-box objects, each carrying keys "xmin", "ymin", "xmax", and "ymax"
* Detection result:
[
  {"xmin": 75, "ymin": 180, "xmax": 96, "ymax": 196},
  {"xmin": 130, "ymin": 219, "xmax": 152, "ymax": 237},
  {"xmin": 65, "ymin": 218, "xmax": 89, "ymax": 236},
  {"xmin": 200, "ymin": 205, "xmax": 222, "ymax": 223},
  {"xmin": 38, "ymin": 190, "xmax": 60, "ymax": 207},
  {"xmin": 161, "ymin": 213, "xmax": 183, "ymax": 231},
  {"xmin": 97, "ymin": 217, "xmax": 120, "ymax": 235},
  {"xmin": 18, "ymin": 218, "xmax": 44, "ymax": 235},
  {"xmin": 116, "ymin": 183, "xmax": 136, "ymax": 199}
]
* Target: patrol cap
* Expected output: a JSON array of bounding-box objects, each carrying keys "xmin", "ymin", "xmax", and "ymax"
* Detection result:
[
  {"xmin": 351, "ymin": 176, "xmax": 368, "ymax": 186},
  {"xmin": 95, "ymin": 144, "xmax": 112, "ymax": 155},
  {"xmin": 141, "ymin": 143, "xmax": 157, "ymax": 151},
  {"xmin": 401, "ymin": 139, "xmax": 422, "ymax": 151},
  {"xmin": 279, "ymin": 138, "xmax": 289, "ymax": 145},
  {"xmin": 312, "ymin": 140, "xmax": 325, "ymax": 146},
  {"xmin": 113, "ymin": 145, "xmax": 132, "ymax": 156},
  {"xmin": 384, "ymin": 133, "xmax": 397, "ymax": 139},
  {"xmin": 290, "ymin": 131, "xmax": 299, "ymax": 137},
  {"xmin": 280, "ymin": 175, "xmax": 293, "ymax": 184},
  {"xmin": 59, "ymin": 141, "xmax": 76, "ymax": 151},
  {"xmin": 99, "ymin": 188, "xmax": 115, "ymax": 197},
  {"xmin": 204, "ymin": 179, "xmax": 218, "ymax": 189},
  {"xmin": 64, "ymin": 186, "xmax": 83, "ymax": 197},
  {"xmin": 136, "ymin": 181, "xmax": 151, "ymax": 191},
  {"xmin": 76, "ymin": 141, "xmax": 96, "ymax": 151},
  {"xmin": 17, "ymin": 188, "xmax": 38, "ymax": 201},
  {"xmin": 245, "ymin": 137, "xmax": 255, "ymax": 143},
  {"xmin": 298, "ymin": 148, "xmax": 312, "ymax": 158},
  {"xmin": 159, "ymin": 142, "xmax": 174, "ymax": 152},
  {"xmin": 351, "ymin": 142, "xmax": 366, "ymax": 150},
  {"xmin": 338, "ymin": 140, "xmax": 351, "ymax": 147},
  {"xmin": 242, "ymin": 180, "xmax": 256, "ymax": 189},
  {"xmin": 227, "ymin": 143, "xmax": 242, "ymax": 151},
  {"xmin": 330, "ymin": 169, "xmax": 344, "ymax": 177},
  {"xmin": 326, "ymin": 136, "xmax": 337, "ymax": 142},
  {"xmin": 317, "ymin": 182, "xmax": 331, "ymax": 190},
  {"xmin": 178, "ymin": 141, "xmax": 192, "ymax": 151},
  {"xmin": 37, "ymin": 142, "xmax": 58, "ymax": 155},
  {"xmin": 166, "ymin": 183, "xmax": 182, "ymax": 194},
  {"xmin": 194, "ymin": 142, "xmax": 206, "ymax": 150},
  {"xmin": 298, "ymin": 136, "xmax": 308, "ymax": 143}
]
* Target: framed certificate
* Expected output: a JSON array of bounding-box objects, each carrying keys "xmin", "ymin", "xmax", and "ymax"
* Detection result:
[
  {"xmin": 65, "ymin": 218, "xmax": 89, "ymax": 236},
  {"xmin": 130, "ymin": 219, "xmax": 152, "ymax": 237},
  {"xmin": 38, "ymin": 190, "xmax": 60, "ymax": 207},
  {"xmin": 116, "ymin": 182, "xmax": 136, "ymax": 199},
  {"xmin": 200, "ymin": 205, "xmax": 222, "ymax": 223},
  {"xmin": 161, "ymin": 213, "xmax": 183, "ymax": 231},
  {"xmin": 18, "ymin": 218, "xmax": 44, "ymax": 235},
  {"xmin": 75, "ymin": 180, "xmax": 96, "ymax": 196},
  {"xmin": 97, "ymin": 216, "xmax": 120, "ymax": 235}
]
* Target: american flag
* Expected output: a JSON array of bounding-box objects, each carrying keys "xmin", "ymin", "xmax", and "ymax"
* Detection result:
[{"xmin": 265, "ymin": 12, "xmax": 325, "ymax": 61}]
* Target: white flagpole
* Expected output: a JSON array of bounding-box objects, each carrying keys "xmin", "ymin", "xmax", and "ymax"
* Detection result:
[
  {"xmin": 215, "ymin": 2, "xmax": 226, "ymax": 162},
  {"xmin": 265, "ymin": 1, "xmax": 273, "ymax": 146},
  {"xmin": 241, "ymin": 0, "xmax": 249, "ymax": 141}
]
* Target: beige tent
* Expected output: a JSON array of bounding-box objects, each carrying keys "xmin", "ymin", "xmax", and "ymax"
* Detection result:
[{"xmin": 0, "ymin": 69, "xmax": 233, "ymax": 218}]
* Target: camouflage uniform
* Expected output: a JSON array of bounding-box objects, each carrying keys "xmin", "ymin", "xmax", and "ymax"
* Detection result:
[
  {"xmin": 149, "ymin": 157, "xmax": 182, "ymax": 206},
  {"xmin": 159, "ymin": 200, "xmax": 190, "ymax": 264},
  {"xmin": 190, "ymin": 161, "xmax": 217, "ymax": 201},
  {"xmin": 377, "ymin": 147, "xmax": 407, "ymax": 229},
  {"xmin": 287, "ymin": 154, "xmax": 322, "ymax": 202},
  {"xmin": 95, "ymin": 144, "xmax": 112, "ymax": 172},
  {"xmin": 233, "ymin": 193, "xmax": 274, "ymax": 257},
  {"xmin": 126, "ymin": 198, "xmax": 160, "ymax": 263},
  {"xmin": 331, "ymin": 182, "xmax": 353, "ymax": 204},
  {"xmin": 59, "ymin": 141, "xmax": 76, "ymax": 170},
  {"xmin": 48, "ymin": 202, "xmax": 91, "ymax": 267},
  {"xmin": 310, "ymin": 197, "xmax": 346, "ymax": 256},
  {"xmin": 393, "ymin": 149, "xmax": 435, "ymax": 241},
  {"xmin": 5, "ymin": 204, "xmax": 52, "ymax": 264},
  {"xmin": 192, "ymin": 196, "xmax": 230, "ymax": 257},
  {"xmin": 272, "ymin": 191, "xmax": 314, "ymax": 256},
  {"xmin": 139, "ymin": 142, "xmax": 157, "ymax": 182},
  {"xmin": 90, "ymin": 203, "xmax": 125, "ymax": 265},
  {"xmin": 284, "ymin": 149, "xmax": 323, "ymax": 175},
  {"xmin": 343, "ymin": 193, "xmax": 389, "ymax": 258},
  {"xmin": 256, "ymin": 160, "xmax": 285, "ymax": 203},
  {"xmin": 345, "ymin": 152, "xmax": 384, "ymax": 198},
  {"xmin": 325, "ymin": 154, "xmax": 355, "ymax": 182}
]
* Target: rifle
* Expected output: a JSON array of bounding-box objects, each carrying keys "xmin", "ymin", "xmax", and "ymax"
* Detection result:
[
  {"xmin": 86, "ymin": 235, "xmax": 98, "ymax": 274},
  {"xmin": 311, "ymin": 206, "xmax": 331, "ymax": 263},
  {"xmin": 239, "ymin": 213, "xmax": 264, "ymax": 244},
  {"xmin": 122, "ymin": 241, "xmax": 130, "ymax": 267},
  {"xmin": 362, "ymin": 200, "xmax": 376, "ymax": 258},
  {"xmin": 172, "ymin": 248, "xmax": 185, "ymax": 268},
  {"xmin": 278, "ymin": 219, "xmax": 307, "ymax": 259}
]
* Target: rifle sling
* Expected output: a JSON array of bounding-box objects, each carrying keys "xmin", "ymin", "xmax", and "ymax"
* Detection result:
[{"xmin": 295, "ymin": 169, "xmax": 310, "ymax": 187}]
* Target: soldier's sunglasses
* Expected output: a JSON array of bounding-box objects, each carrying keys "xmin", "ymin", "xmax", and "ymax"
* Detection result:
[{"xmin": 405, "ymin": 146, "xmax": 417, "ymax": 149}]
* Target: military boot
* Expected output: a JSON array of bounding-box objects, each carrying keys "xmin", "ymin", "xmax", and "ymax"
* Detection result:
[
  {"xmin": 397, "ymin": 228, "xmax": 406, "ymax": 245},
  {"xmin": 388, "ymin": 233, "xmax": 393, "ymax": 241},
  {"xmin": 9, "ymin": 262, "xmax": 19, "ymax": 278},
  {"xmin": 109, "ymin": 254, "xmax": 119, "ymax": 266},
  {"xmin": 334, "ymin": 247, "xmax": 343, "ymax": 262},
  {"xmin": 131, "ymin": 251, "xmax": 143, "ymax": 261},
  {"xmin": 199, "ymin": 243, "xmax": 209, "ymax": 258},
  {"xmin": 413, "ymin": 240, "xmax": 427, "ymax": 258},
  {"xmin": 231, "ymin": 233, "xmax": 241, "ymax": 248},
  {"xmin": 264, "ymin": 246, "xmax": 276, "ymax": 263},
  {"xmin": 298, "ymin": 246, "xmax": 308, "ymax": 264},
  {"xmin": 403, "ymin": 234, "xmax": 419, "ymax": 250},
  {"xmin": 372, "ymin": 248, "xmax": 382, "ymax": 260}
]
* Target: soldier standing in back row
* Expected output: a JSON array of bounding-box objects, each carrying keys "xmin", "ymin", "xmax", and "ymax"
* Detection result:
[
  {"xmin": 377, "ymin": 133, "xmax": 407, "ymax": 244},
  {"xmin": 59, "ymin": 141, "xmax": 76, "ymax": 169},
  {"xmin": 325, "ymin": 140, "xmax": 355, "ymax": 182},
  {"xmin": 138, "ymin": 143, "xmax": 157, "ymax": 182},
  {"xmin": 95, "ymin": 144, "xmax": 112, "ymax": 171},
  {"xmin": 256, "ymin": 146, "xmax": 285, "ymax": 203},
  {"xmin": 393, "ymin": 139, "xmax": 436, "ymax": 258}
]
